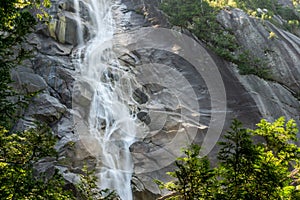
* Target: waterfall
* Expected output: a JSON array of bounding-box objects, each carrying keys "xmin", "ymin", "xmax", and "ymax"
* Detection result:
[{"xmin": 73, "ymin": 0, "xmax": 136, "ymax": 199}]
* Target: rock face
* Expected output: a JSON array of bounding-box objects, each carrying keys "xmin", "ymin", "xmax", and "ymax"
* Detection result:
[
  {"xmin": 217, "ymin": 8, "xmax": 300, "ymax": 93},
  {"xmin": 119, "ymin": 1, "xmax": 300, "ymax": 198},
  {"xmin": 236, "ymin": 74, "xmax": 300, "ymax": 122},
  {"xmin": 13, "ymin": 0, "xmax": 300, "ymax": 199}
]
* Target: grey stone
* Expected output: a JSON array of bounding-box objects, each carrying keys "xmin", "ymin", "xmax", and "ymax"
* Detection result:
[
  {"xmin": 39, "ymin": 37, "xmax": 73, "ymax": 56},
  {"xmin": 217, "ymin": 8, "xmax": 300, "ymax": 93},
  {"xmin": 33, "ymin": 158, "xmax": 58, "ymax": 181},
  {"xmin": 277, "ymin": 0, "xmax": 294, "ymax": 7},
  {"xmin": 13, "ymin": 117, "xmax": 36, "ymax": 132},
  {"xmin": 72, "ymin": 80, "xmax": 94, "ymax": 107},
  {"xmin": 11, "ymin": 70, "xmax": 47, "ymax": 93},
  {"xmin": 235, "ymin": 71, "xmax": 300, "ymax": 123},
  {"xmin": 47, "ymin": 8, "xmax": 90, "ymax": 45},
  {"xmin": 27, "ymin": 93, "xmax": 67, "ymax": 123},
  {"xmin": 33, "ymin": 55, "xmax": 75, "ymax": 107}
]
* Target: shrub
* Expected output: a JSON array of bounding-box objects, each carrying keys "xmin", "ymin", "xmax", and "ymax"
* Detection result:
[{"xmin": 156, "ymin": 117, "xmax": 300, "ymax": 200}]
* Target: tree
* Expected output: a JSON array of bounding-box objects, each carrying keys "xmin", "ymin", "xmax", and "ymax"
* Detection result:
[
  {"xmin": 0, "ymin": 1, "xmax": 73, "ymax": 199},
  {"xmin": 156, "ymin": 117, "xmax": 300, "ymax": 200},
  {"xmin": 250, "ymin": 117, "xmax": 300, "ymax": 199},
  {"xmin": 155, "ymin": 144, "xmax": 219, "ymax": 200},
  {"xmin": 0, "ymin": 123, "xmax": 119, "ymax": 199},
  {"xmin": 0, "ymin": 0, "xmax": 50, "ymax": 128},
  {"xmin": 217, "ymin": 119, "xmax": 259, "ymax": 200},
  {"xmin": 0, "ymin": 124, "xmax": 74, "ymax": 199}
]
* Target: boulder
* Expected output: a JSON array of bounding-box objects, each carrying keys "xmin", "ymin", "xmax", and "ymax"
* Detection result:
[
  {"xmin": 27, "ymin": 93, "xmax": 67, "ymax": 124},
  {"xmin": 11, "ymin": 69, "xmax": 47, "ymax": 93},
  {"xmin": 47, "ymin": 1, "xmax": 91, "ymax": 45}
]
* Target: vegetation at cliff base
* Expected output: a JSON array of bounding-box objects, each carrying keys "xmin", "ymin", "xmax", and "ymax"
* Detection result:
[
  {"xmin": 156, "ymin": 117, "xmax": 300, "ymax": 200},
  {"xmin": 0, "ymin": 124, "xmax": 118, "ymax": 199},
  {"xmin": 0, "ymin": 124, "xmax": 74, "ymax": 199}
]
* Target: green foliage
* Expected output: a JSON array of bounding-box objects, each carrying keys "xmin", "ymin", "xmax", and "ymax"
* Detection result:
[
  {"xmin": 0, "ymin": 0, "xmax": 50, "ymax": 129},
  {"xmin": 209, "ymin": 0, "xmax": 300, "ymax": 33},
  {"xmin": 273, "ymin": 3, "xmax": 300, "ymax": 34},
  {"xmin": 155, "ymin": 144, "xmax": 219, "ymax": 200},
  {"xmin": 268, "ymin": 31, "xmax": 277, "ymax": 39},
  {"xmin": 217, "ymin": 119, "xmax": 259, "ymax": 200},
  {"xmin": 0, "ymin": 2, "xmax": 74, "ymax": 198},
  {"xmin": 277, "ymin": 6, "xmax": 299, "ymax": 21},
  {"xmin": 161, "ymin": 0, "xmax": 237, "ymax": 60},
  {"xmin": 160, "ymin": 0, "xmax": 271, "ymax": 79},
  {"xmin": 77, "ymin": 165, "xmax": 118, "ymax": 200},
  {"xmin": 0, "ymin": 124, "xmax": 74, "ymax": 199},
  {"xmin": 218, "ymin": 117, "xmax": 300, "ymax": 199},
  {"xmin": 0, "ymin": 123, "xmax": 118, "ymax": 199},
  {"xmin": 252, "ymin": 117, "xmax": 300, "ymax": 163},
  {"xmin": 233, "ymin": 0, "xmax": 277, "ymax": 13},
  {"xmin": 161, "ymin": 0, "xmax": 300, "ymax": 78},
  {"xmin": 236, "ymin": 51, "xmax": 271, "ymax": 79},
  {"xmin": 0, "ymin": 0, "xmax": 51, "ymax": 61},
  {"xmin": 157, "ymin": 117, "xmax": 300, "ymax": 200}
]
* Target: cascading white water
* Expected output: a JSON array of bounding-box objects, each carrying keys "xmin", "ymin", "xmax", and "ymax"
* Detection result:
[{"xmin": 73, "ymin": 0, "xmax": 136, "ymax": 199}]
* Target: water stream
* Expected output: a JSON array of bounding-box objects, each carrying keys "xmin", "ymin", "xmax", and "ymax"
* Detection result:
[{"xmin": 73, "ymin": 0, "xmax": 136, "ymax": 199}]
